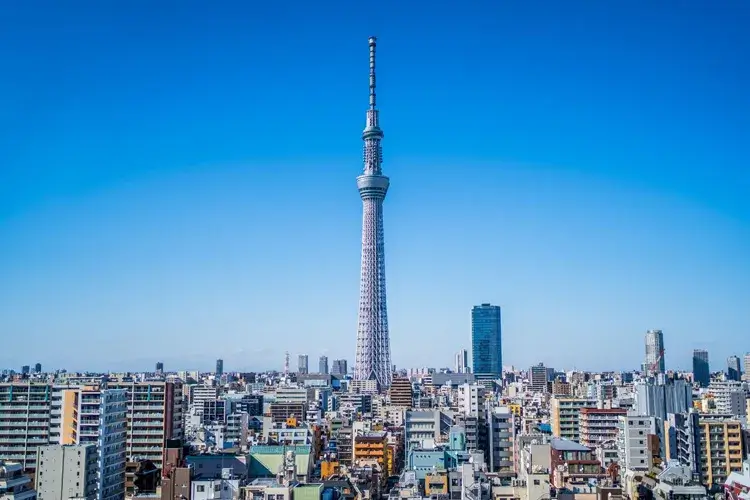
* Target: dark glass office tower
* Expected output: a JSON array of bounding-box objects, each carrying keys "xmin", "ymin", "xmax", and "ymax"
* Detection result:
[
  {"xmin": 471, "ymin": 303, "xmax": 502, "ymax": 379},
  {"xmin": 727, "ymin": 355, "xmax": 742, "ymax": 381},
  {"xmin": 692, "ymin": 349, "xmax": 710, "ymax": 387},
  {"xmin": 215, "ymin": 358, "xmax": 224, "ymax": 376}
]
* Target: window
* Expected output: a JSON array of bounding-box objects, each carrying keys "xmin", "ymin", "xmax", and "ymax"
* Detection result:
[
  {"xmin": 197, "ymin": 486, "xmax": 205, "ymax": 492},
  {"xmin": 215, "ymin": 485, "xmax": 221, "ymax": 492},
  {"xmin": 534, "ymin": 480, "xmax": 540, "ymax": 485}
]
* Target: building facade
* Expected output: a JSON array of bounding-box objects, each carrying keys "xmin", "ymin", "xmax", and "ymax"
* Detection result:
[
  {"xmin": 644, "ymin": 329, "xmax": 665, "ymax": 374},
  {"xmin": 35, "ymin": 444, "xmax": 98, "ymax": 500},
  {"xmin": 471, "ymin": 304, "xmax": 502, "ymax": 380},
  {"xmin": 692, "ymin": 349, "xmax": 710, "ymax": 388},
  {"xmin": 297, "ymin": 355, "xmax": 309, "ymax": 375}
]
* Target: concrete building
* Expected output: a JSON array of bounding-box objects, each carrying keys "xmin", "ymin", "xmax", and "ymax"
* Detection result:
[
  {"xmin": 708, "ymin": 380, "xmax": 747, "ymax": 416},
  {"xmin": 578, "ymin": 407, "xmax": 627, "ymax": 448},
  {"xmin": 404, "ymin": 410, "xmax": 453, "ymax": 454},
  {"xmin": 528, "ymin": 364, "xmax": 547, "ymax": 393},
  {"xmin": 77, "ymin": 387, "xmax": 128, "ymax": 500},
  {"xmin": 549, "ymin": 396, "xmax": 596, "ymax": 442},
  {"xmin": 633, "ymin": 379, "xmax": 692, "ymax": 456},
  {"xmin": 0, "ymin": 383, "xmax": 53, "ymax": 474},
  {"xmin": 617, "ymin": 415, "xmax": 658, "ymax": 473},
  {"xmin": 0, "ymin": 460, "xmax": 36, "ymax": 500},
  {"xmin": 698, "ymin": 415, "xmax": 744, "ymax": 486},
  {"xmin": 743, "ymin": 353, "xmax": 750, "ymax": 382},
  {"xmin": 387, "ymin": 378, "xmax": 412, "ymax": 408},
  {"xmin": 107, "ymin": 380, "xmax": 184, "ymax": 470},
  {"xmin": 665, "ymin": 411, "xmax": 701, "ymax": 475},
  {"xmin": 35, "ymin": 444, "xmax": 97, "ymax": 500},
  {"xmin": 457, "ymin": 383, "xmax": 485, "ymax": 417},
  {"xmin": 486, "ymin": 406, "xmax": 513, "ymax": 476},
  {"xmin": 297, "ymin": 355, "xmax": 309, "ymax": 375},
  {"xmin": 215, "ymin": 359, "xmax": 224, "ymax": 377}
]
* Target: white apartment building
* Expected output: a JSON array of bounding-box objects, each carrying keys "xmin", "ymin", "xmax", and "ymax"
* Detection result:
[
  {"xmin": 617, "ymin": 415, "xmax": 657, "ymax": 473},
  {"xmin": 35, "ymin": 444, "xmax": 98, "ymax": 500},
  {"xmin": 0, "ymin": 383, "xmax": 53, "ymax": 473},
  {"xmin": 77, "ymin": 387, "xmax": 127, "ymax": 500},
  {"xmin": 457, "ymin": 383, "xmax": 485, "ymax": 417},
  {"xmin": 708, "ymin": 381, "xmax": 747, "ymax": 416}
]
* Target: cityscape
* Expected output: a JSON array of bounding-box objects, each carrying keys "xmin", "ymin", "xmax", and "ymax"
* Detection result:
[{"xmin": 2, "ymin": 3, "xmax": 749, "ymax": 500}]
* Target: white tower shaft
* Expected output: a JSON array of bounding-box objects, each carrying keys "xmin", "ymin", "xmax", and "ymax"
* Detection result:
[{"xmin": 354, "ymin": 36, "xmax": 392, "ymax": 389}]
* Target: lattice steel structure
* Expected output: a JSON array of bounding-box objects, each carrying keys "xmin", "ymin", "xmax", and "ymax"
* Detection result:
[{"xmin": 353, "ymin": 36, "xmax": 392, "ymax": 389}]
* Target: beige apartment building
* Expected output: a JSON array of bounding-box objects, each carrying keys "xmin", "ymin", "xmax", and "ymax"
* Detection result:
[{"xmin": 550, "ymin": 396, "xmax": 596, "ymax": 442}]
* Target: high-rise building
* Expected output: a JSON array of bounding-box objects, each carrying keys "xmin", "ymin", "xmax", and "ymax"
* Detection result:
[
  {"xmin": 454, "ymin": 349, "xmax": 469, "ymax": 374},
  {"xmin": 215, "ymin": 359, "xmax": 224, "ymax": 376},
  {"xmin": 0, "ymin": 382, "xmax": 53, "ymax": 473},
  {"xmin": 319, "ymin": 356, "xmax": 329, "ymax": 375},
  {"xmin": 692, "ymin": 349, "xmax": 710, "ymax": 387},
  {"xmin": 76, "ymin": 387, "xmax": 127, "ymax": 500},
  {"xmin": 21, "ymin": 365, "xmax": 30, "ymax": 376},
  {"xmin": 471, "ymin": 304, "xmax": 502, "ymax": 379},
  {"xmin": 388, "ymin": 377, "xmax": 413, "ymax": 408},
  {"xmin": 0, "ymin": 460, "xmax": 36, "ymax": 500},
  {"xmin": 298, "ymin": 355, "xmax": 309, "ymax": 374},
  {"xmin": 726, "ymin": 355, "xmax": 742, "ymax": 382},
  {"xmin": 742, "ymin": 353, "xmax": 750, "ymax": 382},
  {"xmin": 34, "ymin": 363, "xmax": 42, "ymax": 374},
  {"xmin": 529, "ymin": 363, "xmax": 548, "ymax": 393},
  {"xmin": 107, "ymin": 380, "xmax": 184, "ymax": 470},
  {"xmin": 332, "ymin": 359, "xmax": 348, "ymax": 376},
  {"xmin": 155, "ymin": 362, "xmax": 164, "ymax": 375},
  {"xmin": 353, "ymin": 36, "xmax": 392, "ymax": 390},
  {"xmin": 644, "ymin": 329, "xmax": 665, "ymax": 374}
]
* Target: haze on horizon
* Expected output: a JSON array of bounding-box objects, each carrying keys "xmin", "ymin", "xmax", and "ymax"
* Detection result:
[{"xmin": 1, "ymin": 1, "xmax": 748, "ymax": 374}]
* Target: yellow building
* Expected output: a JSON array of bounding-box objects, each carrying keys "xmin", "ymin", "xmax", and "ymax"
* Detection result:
[
  {"xmin": 353, "ymin": 431, "xmax": 389, "ymax": 475},
  {"xmin": 550, "ymin": 396, "xmax": 596, "ymax": 441},
  {"xmin": 698, "ymin": 417, "xmax": 744, "ymax": 486},
  {"xmin": 508, "ymin": 403, "xmax": 522, "ymax": 417}
]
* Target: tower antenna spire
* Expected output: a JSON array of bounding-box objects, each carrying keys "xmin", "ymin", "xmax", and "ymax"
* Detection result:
[{"xmin": 368, "ymin": 36, "xmax": 377, "ymax": 109}]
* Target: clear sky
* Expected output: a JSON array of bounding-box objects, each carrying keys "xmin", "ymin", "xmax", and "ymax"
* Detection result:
[{"xmin": 1, "ymin": 1, "xmax": 748, "ymax": 374}]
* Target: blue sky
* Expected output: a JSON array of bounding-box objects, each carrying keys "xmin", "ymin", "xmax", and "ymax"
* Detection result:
[{"xmin": 1, "ymin": 1, "xmax": 748, "ymax": 373}]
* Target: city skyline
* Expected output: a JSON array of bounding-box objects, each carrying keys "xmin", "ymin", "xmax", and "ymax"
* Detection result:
[{"xmin": 1, "ymin": 2, "xmax": 749, "ymax": 372}]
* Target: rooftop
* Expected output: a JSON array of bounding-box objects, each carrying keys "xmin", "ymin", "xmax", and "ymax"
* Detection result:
[{"xmin": 550, "ymin": 438, "xmax": 591, "ymax": 452}]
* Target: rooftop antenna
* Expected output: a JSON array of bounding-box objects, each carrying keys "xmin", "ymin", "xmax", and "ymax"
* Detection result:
[{"xmin": 368, "ymin": 36, "xmax": 377, "ymax": 109}]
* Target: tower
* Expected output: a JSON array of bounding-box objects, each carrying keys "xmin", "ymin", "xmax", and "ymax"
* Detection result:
[
  {"xmin": 644, "ymin": 329, "xmax": 665, "ymax": 375},
  {"xmin": 354, "ymin": 36, "xmax": 392, "ymax": 389}
]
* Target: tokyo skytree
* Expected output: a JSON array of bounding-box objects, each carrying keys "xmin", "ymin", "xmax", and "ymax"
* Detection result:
[{"xmin": 353, "ymin": 36, "xmax": 392, "ymax": 389}]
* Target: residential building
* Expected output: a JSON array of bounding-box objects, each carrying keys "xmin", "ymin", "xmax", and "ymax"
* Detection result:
[
  {"xmin": 0, "ymin": 460, "xmax": 36, "ymax": 500},
  {"xmin": 353, "ymin": 431, "xmax": 390, "ymax": 475},
  {"xmin": 35, "ymin": 444, "xmax": 98, "ymax": 500},
  {"xmin": 708, "ymin": 380, "xmax": 747, "ymax": 416},
  {"xmin": 743, "ymin": 353, "xmax": 750, "ymax": 382},
  {"xmin": 457, "ymin": 384, "xmax": 485, "ymax": 417},
  {"xmin": 107, "ymin": 380, "xmax": 184, "ymax": 469},
  {"xmin": 698, "ymin": 415, "xmax": 744, "ymax": 486},
  {"xmin": 471, "ymin": 304, "xmax": 502, "ymax": 380},
  {"xmin": 297, "ymin": 355, "xmax": 309, "ymax": 375},
  {"xmin": 693, "ymin": 349, "xmax": 710, "ymax": 388},
  {"xmin": 77, "ymin": 387, "xmax": 128, "ymax": 500},
  {"xmin": 486, "ymin": 406, "xmax": 513, "ymax": 476},
  {"xmin": 578, "ymin": 407, "xmax": 626, "ymax": 448},
  {"xmin": 644, "ymin": 329, "xmax": 665, "ymax": 374},
  {"xmin": 665, "ymin": 411, "xmax": 701, "ymax": 475},
  {"xmin": 387, "ymin": 378, "xmax": 412, "ymax": 408},
  {"xmin": 404, "ymin": 410, "xmax": 452, "ymax": 454},
  {"xmin": 0, "ymin": 383, "xmax": 53, "ymax": 473},
  {"xmin": 617, "ymin": 415, "xmax": 658, "ymax": 473},
  {"xmin": 549, "ymin": 396, "xmax": 596, "ymax": 442}
]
